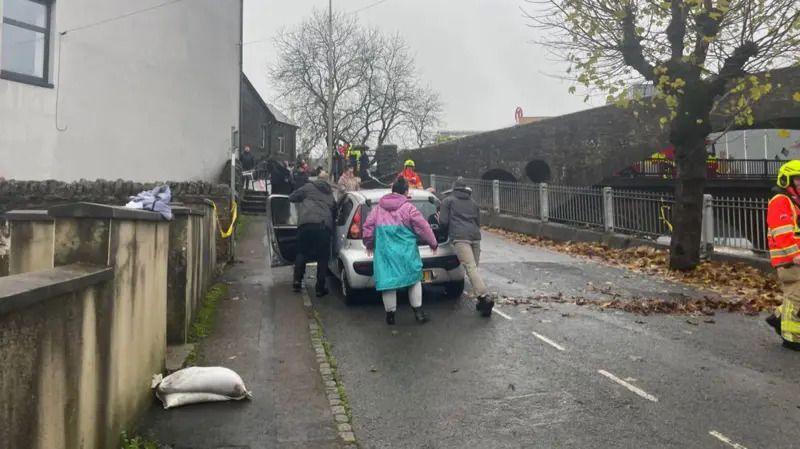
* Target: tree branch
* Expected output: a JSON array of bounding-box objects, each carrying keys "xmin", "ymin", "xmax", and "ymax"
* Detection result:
[
  {"xmin": 621, "ymin": 5, "xmax": 656, "ymax": 81},
  {"xmin": 666, "ymin": 0, "xmax": 687, "ymax": 61},
  {"xmin": 710, "ymin": 40, "xmax": 759, "ymax": 95}
]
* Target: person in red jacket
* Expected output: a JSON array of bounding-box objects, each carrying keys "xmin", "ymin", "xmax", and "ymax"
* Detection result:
[
  {"xmin": 399, "ymin": 159, "xmax": 424, "ymax": 189},
  {"xmin": 766, "ymin": 160, "xmax": 800, "ymax": 350}
]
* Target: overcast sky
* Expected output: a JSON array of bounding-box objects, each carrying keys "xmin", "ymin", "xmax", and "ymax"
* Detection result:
[{"xmin": 242, "ymin": 0, "xmax": 594, "ymax": 132}]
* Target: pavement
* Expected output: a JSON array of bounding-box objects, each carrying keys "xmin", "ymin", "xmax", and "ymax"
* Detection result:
[
  {"xmin": 139, "ymin": 217, "xmax": 344, "ymax": 449},
  {"xmin": 313, "ymin": 231, "xmax": 800, "ymax": 449}
]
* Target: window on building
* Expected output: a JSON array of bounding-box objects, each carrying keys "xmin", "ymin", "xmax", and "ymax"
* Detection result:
[
  {"xmin": 1, "ymin": 0, "xmax": 52, "ymax": 86},
  {"xmin": 260, "ymin": 125, "xmax": 267, "ymax": 149},
  {"xmin": 278, "ymin": 136, "xmax": 285, "ymax": 153}
]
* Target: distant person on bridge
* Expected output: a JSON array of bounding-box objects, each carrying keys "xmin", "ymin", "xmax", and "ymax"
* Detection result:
[
  {"xmin": 363, "ymin": 177, "xmax": 438, "ymax": 325},
  {"xmin": 766, "ymin": 160, "xmax": 800, "ymax": 350},
  {"xmin": 440, "ymin": 177, "xmax": 493, "ymax": 317},
  {"xmin": 289, "ymin": 172, "xmax": 336, "ymax": 297},
  {"xmin": 399, "ymin": 159, "xmax": 424, "ymax": 189}
]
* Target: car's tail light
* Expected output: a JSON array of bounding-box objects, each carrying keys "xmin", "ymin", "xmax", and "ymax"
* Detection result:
[{"xmin": 348, "ymin": 206, "xmax": 363, "ymax": 239}]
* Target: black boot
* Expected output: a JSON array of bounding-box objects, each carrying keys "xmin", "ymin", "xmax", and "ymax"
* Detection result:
[
  {"xmin": 385, "ymin": 311, "xmax": 396, "ymax": 325},
  {"xmin": 316, "ymin": 287, "xmax": 330, "ymax": 297},
  {"xmin": 782, "ymin": 340, "xmax": 800, "ymax": 351},
  {"xmin": 477, "ymin": 295, "xmax": 495, "ymax": 317},
  {"xmin": 412, "ymin": 306, "xmax": 429, "ymax": 324},
  {"xmin": 292, "ymin": 281, "xmax": 302, "ymax": 292},
  {"xmin": 766, "ymin": 314, "xmax": 781, "ymax": 336}
]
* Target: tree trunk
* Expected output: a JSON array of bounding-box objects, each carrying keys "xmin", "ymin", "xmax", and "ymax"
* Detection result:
[{"xmin": 668, "ymin": 81, "xmax": 713, "ymax": 271}]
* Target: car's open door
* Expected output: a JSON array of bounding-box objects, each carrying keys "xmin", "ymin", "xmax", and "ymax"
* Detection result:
[{"xmin": 266, "ymin": 195, "xmax": 298, "ymax": 267}]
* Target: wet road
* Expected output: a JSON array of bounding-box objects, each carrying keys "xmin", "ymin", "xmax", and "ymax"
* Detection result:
[{"xmin": 312, "ymin": 231, "xmax": 800, "ymax": 448}]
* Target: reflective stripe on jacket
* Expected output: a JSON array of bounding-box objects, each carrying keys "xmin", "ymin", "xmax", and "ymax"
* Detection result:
[{"xmin": 767, "ymin": 194, "xmax": 800, "ymax": 267}]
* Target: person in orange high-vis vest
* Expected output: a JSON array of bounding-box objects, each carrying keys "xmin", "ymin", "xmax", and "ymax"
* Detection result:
[
  {"xmin": 766, "ymin": 160, "xmax": 800, "ymax": 350},
  {"xmin": 399, "ymin": 159, "xmax": 424, "ymax": 189}
]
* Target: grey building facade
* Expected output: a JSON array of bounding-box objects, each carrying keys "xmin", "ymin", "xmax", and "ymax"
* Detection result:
[{"xmin": 241, "ymin": 74, "xmax": 298, "ymax": 163}]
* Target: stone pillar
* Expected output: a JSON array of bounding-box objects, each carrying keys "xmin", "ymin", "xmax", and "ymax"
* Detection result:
[
  {"xmin": 492, "ymin": 180, "xmax": 500, "ymax": 213},
  {"xmin": 602, "ymin": 187, "xmax": 615, "ymax": 232},
  {"xmin": 539, "ymin": 183, "xmax": 549, "ymax": 222},
  {"xmin": 7, "ymin": 210, "xmax": 55, "ymax": 275}
]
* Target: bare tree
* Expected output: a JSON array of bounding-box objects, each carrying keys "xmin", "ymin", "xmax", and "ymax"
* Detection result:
[
  {"xmin": 270, "ymin": 10, "xmax": 442, "ymax": 155},
  {"xmin": 526, "ymin": 0, "xmax": 800, "ymax": 270},
  {"xmin": 405, "ymin": 87, "xmax": 443, "ymax": 148}
]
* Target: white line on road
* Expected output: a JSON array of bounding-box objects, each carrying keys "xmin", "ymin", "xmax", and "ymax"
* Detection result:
[
  {"xmin": 532, "ymin": 331, "xmax": 565, "ymax": 351},
  {"xmin": 493, "ymin": 308, "xmax": 513, "ymax": 320},
  {"xmin": 597, "ymin": 369, "xmax": 658, "ymax": 402},
  {"xmin": 709, "ymin": 431, "xmax": 749, "ymax": 449}
]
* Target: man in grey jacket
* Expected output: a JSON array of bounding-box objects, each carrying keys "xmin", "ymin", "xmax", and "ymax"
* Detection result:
[
  {"xmin": 440, "ymin": 177, "xmax": 493, "ymax": 316},
  {"xmin": 289, "ymin": 173, "xmax": 337, "ymax": 297}
]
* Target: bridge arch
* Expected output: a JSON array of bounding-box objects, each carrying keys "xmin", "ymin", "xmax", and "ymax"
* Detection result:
[
  {"xmin": 481, "ymin": 169, "xmax": 517, "ymax": 182},
  {"xmin": 525, "ymin": 160, "xmax": 551, "ymax": 183}
]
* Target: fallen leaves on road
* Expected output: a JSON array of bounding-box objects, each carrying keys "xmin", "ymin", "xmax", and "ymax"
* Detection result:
[{"xmin": 489, "ymin": 228, "xmax": 781, "ymax": 315}]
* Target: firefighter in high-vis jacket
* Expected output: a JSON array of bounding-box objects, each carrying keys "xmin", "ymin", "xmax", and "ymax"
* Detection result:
[{"xmin": 766, "ymin": 160, "xmax": 800, "ymax": 350}]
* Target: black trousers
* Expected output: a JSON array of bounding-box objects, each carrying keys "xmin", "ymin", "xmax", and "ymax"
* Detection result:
[{"xmin": 293, "ymin": 223, "xmax": 332, "ymax": 292}]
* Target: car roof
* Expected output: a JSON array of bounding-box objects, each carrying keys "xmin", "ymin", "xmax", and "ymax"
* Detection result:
[{"xmin": 349, "ymin": 188, "xmax": 433, "ymax": 203}]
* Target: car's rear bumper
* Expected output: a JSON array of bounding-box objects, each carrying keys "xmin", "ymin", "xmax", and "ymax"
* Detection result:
[{"xmin": 342, "ymin": 253, "xmax": 465, "ymax": 290}]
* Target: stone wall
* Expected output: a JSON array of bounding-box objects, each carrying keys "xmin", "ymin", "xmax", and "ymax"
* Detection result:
[
  {"xmin": 0, "ymin": 179, "xmax": 233, "ymax": 262},
  {"xmin": 407, "ymin": 66, "xmax": 800, "ymax": 185}
]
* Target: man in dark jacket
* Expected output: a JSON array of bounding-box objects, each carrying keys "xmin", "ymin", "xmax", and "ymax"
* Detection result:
[
  {"xmin": 288, "ymin": 173, "xmax": 337, "ymax": 297},
  {"xmin": 440, "ymin": 177, "xmax": 493, "ymax": 316},
  {"xmin": 292, "ymin": 160, "xmax": 310, "ymax": 189},
  {"xmin": 240, "ymin": 145, "xmax": 255, "ymax": 171},
  {"xmin": 358, "ymin": 151, "xmax": 370, "ymax": 180}
]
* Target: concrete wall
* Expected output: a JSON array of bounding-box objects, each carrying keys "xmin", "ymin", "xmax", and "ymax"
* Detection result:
[
  {"xmin": 0, "ymin": 0, "xmax": 242, "ymax": 182},
  {"xmin": 167, "ymin": 204, "xmax": 217, "ymax": 343},
  {"xmin": 0, "ymin": 203, "xmax": 172, "ymax": 449}
]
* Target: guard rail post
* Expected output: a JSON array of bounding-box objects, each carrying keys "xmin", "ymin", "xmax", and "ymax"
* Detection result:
[
  {"xmin": 492, "ymin": 180, "xmax": 500, "ymax": 213},
  {"xmin": 701, "ymin": 194, "xmax": 714, "ymax": 257},
  {"xmin": 539, "ymin": 183, "xmax": 549, "ymax": 222},
  {"xmin": 602, "ymin": 187, "xmax": 614, "ymax": 232}
]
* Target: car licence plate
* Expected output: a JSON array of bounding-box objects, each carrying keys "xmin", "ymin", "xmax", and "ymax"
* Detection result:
[{"xmin": 422, "ymin": 270, "xmax": 433, "ymax": 283}]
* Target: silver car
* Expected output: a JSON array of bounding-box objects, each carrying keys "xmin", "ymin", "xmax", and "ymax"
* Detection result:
[{"xmin": 267, "ymin": 188, "xmax": 465, "ymax": 304}]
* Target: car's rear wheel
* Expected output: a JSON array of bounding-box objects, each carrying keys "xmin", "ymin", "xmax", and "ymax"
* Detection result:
[
  {"xmin": 340, "ymin": 267, "xmax": 363, "ymax": 306},
  {"xmin": 443, "ymin": 280, "xmax": 465, "ymax": 299}
]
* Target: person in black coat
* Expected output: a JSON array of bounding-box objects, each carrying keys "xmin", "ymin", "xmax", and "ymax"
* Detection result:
[
  {"xmin": 359, "ymin": 151, "xmax": 370, "ymax": 180},
  {"xmin": 240, "ymin": 145, "xmax": 255, "ymax": 172}
]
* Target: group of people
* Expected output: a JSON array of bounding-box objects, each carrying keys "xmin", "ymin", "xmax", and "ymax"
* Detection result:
[{"xmin": 289, "ymin": 159, "xmax": 493, "ymax": 324}]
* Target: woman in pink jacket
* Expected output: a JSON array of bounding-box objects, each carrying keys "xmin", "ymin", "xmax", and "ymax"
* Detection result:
[{"xmin": 363, "ymin": 177, "xmax": 438, "ymax": 325}]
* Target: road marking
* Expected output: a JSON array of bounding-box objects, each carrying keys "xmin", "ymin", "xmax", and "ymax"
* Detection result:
[
  {"xmin": 709, "ymin": 431, "xmax": 748, "ymax": 449},
  {"xmin": 597, "ymin": 370, "xmax": 658, "ymax": 402},
  {"xmin": 493, "ymin": 308, "xmax": 513, "ymax": 320},
  {"xmin": 532, "ymin": 331, "xmax": 565, "ymax": 351}
]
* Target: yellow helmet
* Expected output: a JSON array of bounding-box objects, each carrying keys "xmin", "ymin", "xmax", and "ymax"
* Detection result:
[
  {"xmin": 777, "ymin": 160, "xmax": 800, "ymax": 188},
  {"xmin": 404, "ymin": 159, "xmax": 415, "ymax": 168}
]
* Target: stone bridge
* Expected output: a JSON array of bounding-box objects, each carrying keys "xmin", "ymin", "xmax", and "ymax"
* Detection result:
[{"xmin": 406, "ymin": 67, "xmax": 800, "ymax": 186}]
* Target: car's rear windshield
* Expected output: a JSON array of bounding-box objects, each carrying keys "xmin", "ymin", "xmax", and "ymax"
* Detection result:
[{"xmin": 363, "ymin": 199, "xmax": 444, "ymax": 243}]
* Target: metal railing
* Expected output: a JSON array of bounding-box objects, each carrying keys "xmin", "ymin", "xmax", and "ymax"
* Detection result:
[
  {"xmin": 712, "ymin": 195, "xmax": 768, "ymax": 255},
  {"xmin": 547, "ymin": 185, "xmax": 604, "ymax": 228},
  {"xmin": 612, "ymin": 190, "xmax": 674, "ymax": 239},
  {"xmin": 616, "ymin": 158, "xmax": 782, "ymax": 180},
  {"xmin": 498, "ymin": 181, "xmax": 540, "ymax": 218},
  {"xmin": 423, "ymin": 173, "xmax": 770, "ymax": 258}
]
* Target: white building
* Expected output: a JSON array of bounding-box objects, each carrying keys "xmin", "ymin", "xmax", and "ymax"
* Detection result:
[{"xmin": 0, "ymin": 0, "xmax": 242, "ymax": 182}]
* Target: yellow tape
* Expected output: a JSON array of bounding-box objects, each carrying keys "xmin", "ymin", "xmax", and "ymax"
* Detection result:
[
  {"xmin": 659, "ymin": 204, "xmax": 673, "ymax": 233},
  {"xmin": 211, "ymin": 200, "xmax": 238, "ymax": 239}
]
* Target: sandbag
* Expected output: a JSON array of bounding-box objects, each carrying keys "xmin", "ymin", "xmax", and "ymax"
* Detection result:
[{"xmin": 153, "ymin": 366, "xmax": 252, "ymax": 409}]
